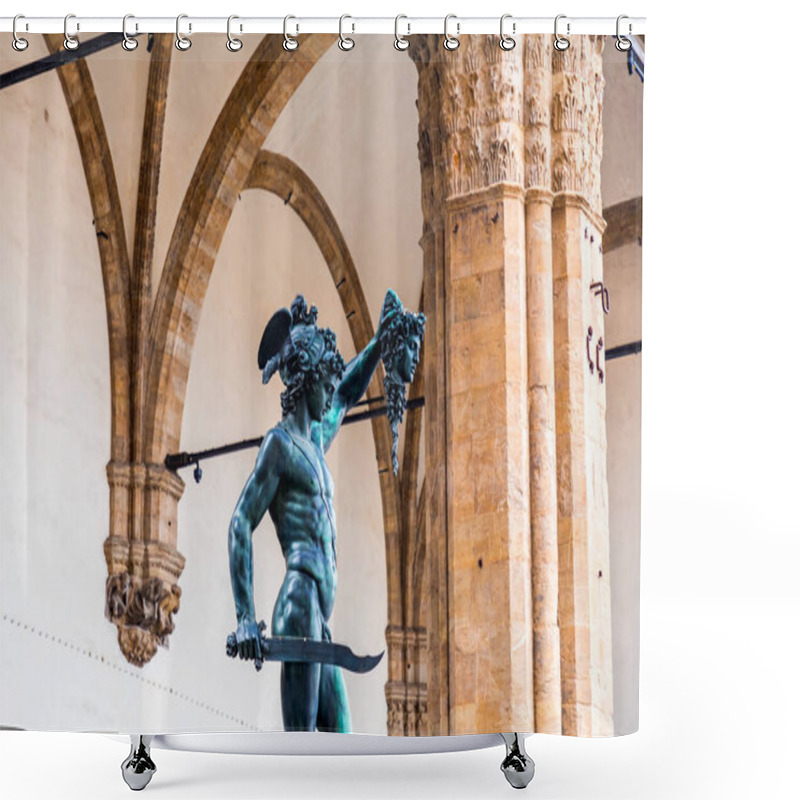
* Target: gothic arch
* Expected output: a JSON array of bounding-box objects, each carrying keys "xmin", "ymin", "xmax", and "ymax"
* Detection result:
[
  {"xmin": 43, "ymin": 34, "xmax": 131, "ymax": 464},
  {"xmin": 144, "ymin": 34, "xmax": 336, "ymax": 462}
]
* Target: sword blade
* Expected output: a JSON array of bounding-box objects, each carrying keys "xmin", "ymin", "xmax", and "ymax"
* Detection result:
[
  {"xmin": 226, "ymin": 627, "xmax": 383, "ymax": 674},
  {"xmin": 260, "ymin": 637, "xmax": 384, "ymax": 674}
]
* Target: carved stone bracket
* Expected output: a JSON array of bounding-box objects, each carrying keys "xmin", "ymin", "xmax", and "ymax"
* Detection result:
[
  {"xmin": 385, "ymin": 626, "xmax": 428, "ymax": 735},
  {"xmin": 105, "ymin": 572, "xmax": 182, "ymax": 666},
  {"xmin": 103, "ymin": 461, "xmax": 186, "ymax": 666}
]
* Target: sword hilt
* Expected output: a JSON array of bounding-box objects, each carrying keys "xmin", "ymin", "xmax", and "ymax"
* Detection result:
[{"xmin": 226, "ymin": 619, "xmax": 268, "ymax": 671}]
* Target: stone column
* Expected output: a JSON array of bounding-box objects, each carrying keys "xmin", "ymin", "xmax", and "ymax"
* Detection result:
[
  {"xmin": 413, "ymin": 35, "xmax": 535, "ymax": 734},
  {"xmin": 523, "ymin": 34, "xmax": 562, "ymax": 735},
  {"xmin": 550, "ymin": 36, "xmax": 614, "ymax": 736},
  {"xmin": 412, "ymin": 35, "xmax": 451, "ymax": 733}
]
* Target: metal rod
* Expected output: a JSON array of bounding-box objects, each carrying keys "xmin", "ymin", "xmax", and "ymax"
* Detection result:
[
  {"xmin": 606, "ymin": 340, "xmax": 642, "ymax": 360},
  {"xmin": 344, "ymin": 395, "xmax": 424, "ymax": 424},
  {"xmin": 165, "ymin": 396, "xmax": 425, "ymax": 473},
  {"xmin": 1, "ymin": 32, "xmax": 136, "ymax": 90}
]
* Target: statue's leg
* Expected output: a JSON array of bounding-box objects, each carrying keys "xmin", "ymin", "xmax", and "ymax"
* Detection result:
[
  {"xmin": 317, "ymin": 662, "xmax": 352, "ymax": 733},
  {"xmin": 281, "ymin": 661, "xmax": 321, "ymax": 731},
  {"xmin": 272, "ymin": 569, "xmax": 323, "ymax": 731}
]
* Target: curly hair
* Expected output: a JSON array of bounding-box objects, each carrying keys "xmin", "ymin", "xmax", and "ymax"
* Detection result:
[
  {"xmin": 275, "ymin": 296, "xmax": 345, "ymax": 418},
  {"xmin": 379, "ymin": 308, "xmax": 426, "ymax": 378}
]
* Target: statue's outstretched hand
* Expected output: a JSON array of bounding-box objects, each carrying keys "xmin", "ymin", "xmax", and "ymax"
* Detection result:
[{"xmin": 377, "ymin": 289, "xmax": 401, "ymax": 343}]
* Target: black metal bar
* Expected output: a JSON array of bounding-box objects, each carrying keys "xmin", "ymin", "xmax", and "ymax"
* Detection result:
[
  {"xmin": 606, "ymin": 340, "xmax": 642, "ymax": 361},
  {"xmin": 1, "ymin": 33, "xmax": 135, "ymax": 90},
  {"xmin": 165, "ymin": 436, "xmax": 264, "ymax": 472},
  {"xmin": 352, "ymin": 395, "xmax": 386, "ymax": 409},
  {"xmin": 627, "ymin": 37, "xmax": 645, "ymax": 82},
  {"xmin": 343, "ymin": 395, "xmax": 425, "ymax": 425},
  {"xmin": 165, "ymin": 396, "xmax": 426, "ymax": 473}
]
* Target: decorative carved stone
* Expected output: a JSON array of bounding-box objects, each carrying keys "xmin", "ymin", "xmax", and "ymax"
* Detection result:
[
  {"xmin": 550, "ymin": 35, "xmax": 604, "ymax": 214},
  {"xmin": 105, "ymin": 573, "xmax": 182, "ymax": 665},
  {"xmin": 117, "ymin": 626, "xmax": 160, "ymax": 668}
]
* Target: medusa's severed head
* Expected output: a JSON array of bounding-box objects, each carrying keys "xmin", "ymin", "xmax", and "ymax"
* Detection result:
[
  {"xmin": 258, "ymin": 296, "xmax": 345, "ymax": 419},
  {"xmin": 378, "ymin": 289, "xmax": 426, "ymax": 474}
]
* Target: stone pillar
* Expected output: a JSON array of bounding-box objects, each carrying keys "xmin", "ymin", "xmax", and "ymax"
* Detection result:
[
  {"xmin": 550, "ymin": 36, "xmax": 614, "ymax": 736},
  {"xmin": 103, "ymin": 463, "xmax": 185, "ymax": 667},
  {"xmin": 523, "ymin": 35, "xmax": 562, "ymax": 735},
  {"xmin": 413, "ymin": 35, "xmax": 535, "ymax": 734},
  {"xmin": 411, "ymin": 34, "xmax": 451, "ymax": 736}
]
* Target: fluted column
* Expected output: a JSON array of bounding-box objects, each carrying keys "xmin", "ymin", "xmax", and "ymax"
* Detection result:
[
  {"xmin": 413, "ymin": 34, "xmax": 535, "ymax": 734},
  {"xmin": 523, "ymin": 34, "xmax": 562, "ymax": 735},
  {"xmin": 411, "ymin": 34, "xmax": 451, "ymax": 735},
  {"xmin": 550, "ymin": 35, "xmax": 614, "ymax": 736}
]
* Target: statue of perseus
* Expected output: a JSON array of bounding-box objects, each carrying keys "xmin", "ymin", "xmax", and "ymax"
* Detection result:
[{"xmin": 226, "ymin": 290, "xmax": 424, "ymax": 732}]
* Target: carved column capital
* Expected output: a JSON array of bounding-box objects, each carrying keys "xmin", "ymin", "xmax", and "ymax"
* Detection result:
[{"xmin": 550, "ymin": 34, "xmax": 605, "ymax": 216}]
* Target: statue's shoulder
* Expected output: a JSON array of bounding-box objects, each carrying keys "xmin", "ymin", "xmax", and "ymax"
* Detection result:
[
  {"xmin": 264, "ymin": 424, "xmax": 292, "ymax": 449},
  {"xmin": 254, "ymin": 425, "xmax": 292, "ymax": 469}
]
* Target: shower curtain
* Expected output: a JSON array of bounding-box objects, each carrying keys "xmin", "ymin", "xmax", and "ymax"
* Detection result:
[{"xmin": 1, "ymin": 30, "xmax": 643, "ymax": 739}]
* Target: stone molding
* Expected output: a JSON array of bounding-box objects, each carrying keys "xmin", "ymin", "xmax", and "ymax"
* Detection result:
[
  {"xmin": 552, "ymin": 191, "xmax": 607, "ymax": 234},
  {"xmin": 445, "ymin": 180, "xmax": 527, "ymax": 212}
]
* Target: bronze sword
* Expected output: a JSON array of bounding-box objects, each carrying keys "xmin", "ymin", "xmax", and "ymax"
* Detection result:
[{"xmin": 226, "ymin": 620, "xmax": 383, "ymax": 673}]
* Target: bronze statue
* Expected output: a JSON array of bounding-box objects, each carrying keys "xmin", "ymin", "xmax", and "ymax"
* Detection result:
[
  {"xmin": 227, "ymin": 290, "xmax": 423, "ymax": 732},
  {"xmin": 378, "ymin": 290, "xmax": 426, "ymax": 474}
]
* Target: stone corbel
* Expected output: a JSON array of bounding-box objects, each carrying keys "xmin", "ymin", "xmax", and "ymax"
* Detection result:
[{"xmin": 103, "ymin": 462, "xmax": 186, "ymax": 667}]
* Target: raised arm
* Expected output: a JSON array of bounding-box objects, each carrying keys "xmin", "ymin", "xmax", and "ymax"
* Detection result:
[
  {"xmin": 317, "ymin": 335, "xmax": 382, "ymax": 451},
  {"xmin": 229, "ymin": 429, "xmax": 287, "ymax": 634},
  {"xmin": 317, "ymin": 297, "xmax": 401, "ymax": 451}
]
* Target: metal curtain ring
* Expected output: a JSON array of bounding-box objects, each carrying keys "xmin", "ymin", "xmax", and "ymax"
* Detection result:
[
  {"xmin": 338, "ymin": 14, "xmax": 355, "ymax": 51},
  {"xmin": 554, "ymin": 14, "xmax": 570, "ymax": 51},
  {"xmin": 121, "ymin": 14, "xmax": 138, "ymax": 51},
  {"xmin": 499, "ymin": 14, "xmax": 516, "ymax": 50},
  {"xmin": 175, "ymin": 14, "xmax": 192, "ymax": 50},
  {"xmin": 615, "ymin": 15, "xmax": 632, "ymax": 51},
  {"xmin": 12, "ymin": 15, "xmax": 29, "ymax": 51},
  {"xmin": 394, "ymin": 14, "xmax": 410, "ymax": 51},
  {"xmin": 283, "ymin": 15, "xmax": 298, "ymax": 51},
  {"xmin": 227, "ymin": 15, "xmax": 243, "ymax": 52},
  {"xmin": 443, "ymin": 14, "xmax": 460, "ymax": 51},
  {"xmin": 64, "ymin": 13, "xmax": 79, "ymax": 51}
]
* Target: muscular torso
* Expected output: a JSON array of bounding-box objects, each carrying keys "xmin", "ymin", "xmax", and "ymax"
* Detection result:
[{"xmin": 268, "ymin": 423, "xmax": 337, "ymax": 620}]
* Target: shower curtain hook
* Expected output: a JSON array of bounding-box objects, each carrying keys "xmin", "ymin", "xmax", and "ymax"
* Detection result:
[
  {"xmin": 226, "ymin": 15, "xmax": 243, "ymax": 51},
  {"xmin": 64, "ymin": 13, "xmax": 79, "ymax": 51},
  {"xmin": 283, "ymin": 15, "xmax": 299, "ymax": 51},
  {"xmin": 615, "ymin": 15, "xmax": 632, "ymax": 51},
  {"xmin": 394, "ymin": 15, "xmax": 410, "ymax": 51},
  {"xmin": 339, "ymin": 15, "xmax": 355, "ymax": 51},
  {"xmin": 554, "ymin": 14, "xmax": 571, "ymax": 51},
  {"xmin": 499, "ymin": 14, "xmax": 516, "ymax": 50},
  {"xmin": 121, "ymin": 15, "xmax": 138, "ymax": 51},
  {"xmin": 175, "ymin": 14, "xmax": 192, "ymax": 50},
  {"xmin": 12, "ymin": 15, "xmax": 29, "ymax": 51},
  {"xmin": 443, "ymin": 14, "xmax": 460, "ymax": 51}
]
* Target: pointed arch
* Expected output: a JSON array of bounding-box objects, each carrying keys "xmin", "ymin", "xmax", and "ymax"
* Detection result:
[
  {"xmin": 43, "ymin": 35, "xmax": 131, "ymax": 463},
  {"xmin": 145, "ymin": 34, "xmax": 336, "ymax": 462}
]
